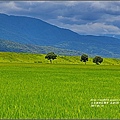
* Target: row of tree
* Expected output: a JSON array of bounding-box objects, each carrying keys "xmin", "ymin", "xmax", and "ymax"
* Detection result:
[
  {"xmin": 80, "ymin": 54, "xmax": 103, "ymax": 65},
  {"xmin": 45, "ymin": 52, "xmax": 103, "ymax": 65}
]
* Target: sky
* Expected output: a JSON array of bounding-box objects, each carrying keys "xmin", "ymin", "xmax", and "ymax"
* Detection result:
[{"xmin": 0, "ymin": 1, "xmax": 120, "ymax": 38}]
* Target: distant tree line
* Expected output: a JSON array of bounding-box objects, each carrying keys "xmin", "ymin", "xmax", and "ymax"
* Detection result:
[
  {"xmin": 45, "ymin": 52, "xmax": 103, "ymax": 65},
  {"xmin": 80, "ymin": 54, "xmax": 103, "ymax": 65}
]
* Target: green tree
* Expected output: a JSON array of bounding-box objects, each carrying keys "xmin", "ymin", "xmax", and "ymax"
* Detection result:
[
  {"xmin": 45, "ymin": 52, "xmax": 57, "ymax": 63},
  {"xmin": 80, "ymin": 54, "xmax": 88, "ymax": 64},
  {"xmin": 93, "ymin": 56, "xmax": 103, "ymax": 65}
]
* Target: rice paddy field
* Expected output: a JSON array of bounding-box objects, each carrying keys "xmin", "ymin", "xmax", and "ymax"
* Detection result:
[{"xmin": 0, "ymin": 52, "xmax": 120, "ymax": 119}]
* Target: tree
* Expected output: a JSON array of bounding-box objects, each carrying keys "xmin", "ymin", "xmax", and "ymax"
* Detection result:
[
  {"xmin": 80, "ymin": 54, "xmax": 88, "ymax": 64},
  {"xmin": 93, "ymin": 56, "xmax": 103, "ymax": 65},
  {"xmin": 45, "ymin": 52, "xmax": 57, "ymax": 63}
]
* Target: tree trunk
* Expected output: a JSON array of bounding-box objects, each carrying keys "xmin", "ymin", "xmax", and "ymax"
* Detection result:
[
  {"xmin": 96, "ymin": 62, "xmax": 99, "ymax": 65},
  {"xmin": 50, "ymin": 59, "xmax": 52, "ymax": 63}
]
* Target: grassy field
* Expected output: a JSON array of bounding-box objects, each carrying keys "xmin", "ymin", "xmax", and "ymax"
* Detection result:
[
  {"xmin": 0, "ymin": 52, "xmax": 120, "ymax": 65},
  {"xmin": 0, "ymin": 52, "xmax": 120, "ymax": 119}
]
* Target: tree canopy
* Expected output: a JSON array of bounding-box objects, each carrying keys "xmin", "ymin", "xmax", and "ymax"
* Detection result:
[
  {"xmin": 80, "ymin": 54, "xmax": 88, "ymax": 64},
  {"xmin": 45, "ymin": 52, "xmax": 57, "ymax": 63},
  {"xmin": 93, "ymin": 56, "xmax": 103, "ymax": 65}
]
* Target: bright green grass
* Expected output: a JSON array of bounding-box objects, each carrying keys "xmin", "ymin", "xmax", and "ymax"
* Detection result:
[
  {"xmin": 0, "ymin": 52, "xmax": 120, "ymax": 65},
  {"xmin": 0, "ymin": 63, "xmax": 120, "ymax": 119}
]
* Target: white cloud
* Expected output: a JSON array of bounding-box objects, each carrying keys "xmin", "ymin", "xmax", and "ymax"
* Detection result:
[
  {"xmin": 58, "ymin": 23, "xmax": 120, "ymax": 36},
  {"xmin": 91, "ymin": 1, "xmax": 120, "ymax": 14},
  {"xmin": 105, "ymin": 15, "xmax": 120, "ymax": 22},
  {"xmin": 0, "ymin": 2, "xmax": 22, "ymax": 12}
]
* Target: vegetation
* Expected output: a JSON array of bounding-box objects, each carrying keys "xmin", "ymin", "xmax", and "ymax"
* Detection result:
[
  {"xmin": 93, "ymin": 56, "xmax": 103, "ymax": 65},
  {"xmin": 0, "ymin": 63, "xmax": 120, "ymax": 119},
  {"xmin": 0, "ymin": 52, "xmax": 120, "ymax": 65},
  {"xmin": 0, "ymin": 39, "xmax": 83, "ymax": 56},
  {"xmin": 0, "ymin": 52, "xmax": 120, "ymax": 119},
  {"xmin": 80, "ymin": 54, "xmax": 88, "ymax": 64},
  {"xmin": 0, "ymin": 12, "xmax": 120, "ymax": 119},
  {"xmin": 45, "ymin": 52, "xmax": 57, "ymax": 63}
]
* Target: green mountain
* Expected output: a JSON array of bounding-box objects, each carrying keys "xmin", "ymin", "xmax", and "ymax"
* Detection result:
[
  {"xmin": 0, "ymin": 39, "xmax": 83, "ymax": 56},
  {"xmin": 0, "ymin": 13, "xmax": 120, "ymax": 58}
]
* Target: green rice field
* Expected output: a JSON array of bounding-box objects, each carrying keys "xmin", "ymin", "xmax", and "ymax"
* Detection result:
[{"xmin": 0, "ymin": 52, "xmax": 120, "ymax": 119}]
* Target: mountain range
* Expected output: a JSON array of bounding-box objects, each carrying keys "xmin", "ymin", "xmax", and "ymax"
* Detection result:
[
  {"xmin": 0, "ymin": 13, "xmax": 120, "ymax": 58},
  {"xmin": 0, "ymin": 39, "xmax": 83, "ymax": 56}
]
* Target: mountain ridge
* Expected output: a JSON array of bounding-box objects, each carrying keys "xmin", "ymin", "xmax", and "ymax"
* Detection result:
[
  {"xmin": 0, "ymin": 13, "xmax": 120, "ymax": 58},
  {"xmin": 0, "ymin": 39, "xmax": 83, "ymax": 56}
]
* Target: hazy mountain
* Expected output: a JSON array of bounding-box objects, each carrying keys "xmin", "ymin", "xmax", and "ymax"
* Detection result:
[
  {"xmin": 0, "ymin": 39, "xmax": 83, "ymax": 56},
  {"xmin": 0, "ymin": 13, "xmax": 120, "ymax": 58}
]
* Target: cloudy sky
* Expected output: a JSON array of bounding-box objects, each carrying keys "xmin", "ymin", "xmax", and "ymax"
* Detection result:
[{"xmin": 0, "ymin": 1, "xmax": 120, "ymax": 38}]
